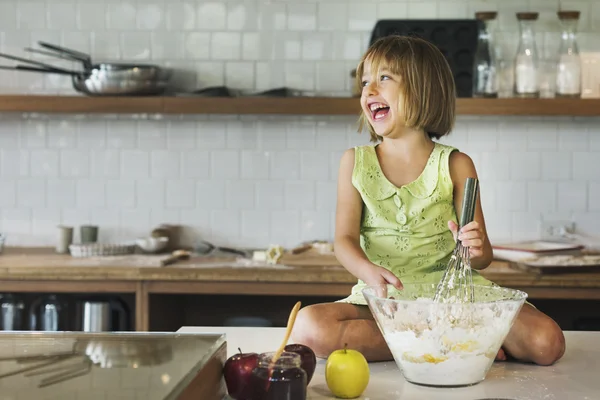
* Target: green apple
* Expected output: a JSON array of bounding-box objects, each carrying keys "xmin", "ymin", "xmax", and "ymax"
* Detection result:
[{"xmin": 325, "ymin": 344, "xmax": 370, "ymax": 399}]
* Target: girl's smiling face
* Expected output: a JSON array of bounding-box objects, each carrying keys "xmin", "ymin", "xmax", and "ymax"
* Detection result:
[{"xmin": 360, "ymin": 60, "xmax": 404, "ymax": 138}]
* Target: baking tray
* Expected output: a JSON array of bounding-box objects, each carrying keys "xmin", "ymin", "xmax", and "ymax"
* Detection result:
[{"xmin": 512, "ymin": 254, "xmax": 600, "ymax": 274}]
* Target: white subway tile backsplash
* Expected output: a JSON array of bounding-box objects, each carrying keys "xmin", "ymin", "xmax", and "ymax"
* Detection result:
[
  {"xmin": 76, "ymin": 180, "xmax": 106, "ymax": 208},
  {"xmin": 166, "ymin": 179, "xmax": 196, "ymax": 208},
  {"xmin": 227, "ymin": 180, "xmax": 255, "ymax": 209},
  {"xmin": 0, "ymin": 3, "xmax": 17, "ymax": 31},
  {"xmin": 17, "ymin": 179, "xmax": 46, "ymax": 207},
  {"xmin": 348, "ymin": 4, "xmax": 377, "ymax": 31},
  {"xmin": 0, "ymin": 180, "xmax": 16, "ymax": 207},
  {"xmin": 318, "ymin": 3, "xmax": 347, "ymax": 31},
  {"xmin": 166, "ymin": 1, "xmax": 195, "ymax": 31},
  {"xmin": 210, "ymin": 150, "xmax": 239, "ymax": 179},
  {"xmin": 256, "ymin": 181, "xmax": 284, "ymax": 210},
  {"xmin": 495, "ymin": 182, "xmax": 527, "ymax": 211},
  {"xmin": 91, "ymin": 150, "xmax": 120, "ymax": 178},
  {"xmin": 301, "ymin": 151, "xmax": 330, "ymax": 180},
  {"xmin": 106, "ymin": 180, "xmax": 135, "ymax": 208},
  {"xmin": 77, "ymin": 3, "xmax": 106, "ymax": 31},
  {"xmin": 151, "ymin": 151, "xmax": 180, "ymax": 178},
  {"xmin": 541, "ymin": 152, "xmax": 571, "ymax": 180},
  {"xmin": 2, "ymin": 150, "xmax": 29, "ymax": 177},
  {"xmin": 121, "ymin": 150, "xmax": 149, "ymax": 179},
  {"xmin": 270, "ymin": 151, "xmax": 300, "ymax": 180},
  {"xmin": 259, "ymin": 3, "xmax": 286, "ymax": 31},
  {"xmin": 30, "ymin": 150, "xmax": 59, "ymax": 177},
  {"xmin": 300, "ymin": 210, "xmax": 331, "ymax": 241},
  {"xmin": 107, "ymin": 121, "xmax": 137, "ymax": 148},
  {"xmin": 136, "ymin": 180, "xmax": 165, "ymax": 208},
  {"xmin": 227, "ymin": 2, "xmax": 258, "ymax": 31},
  {"xmin": 528, "ymin": 182, "xmax": 557, "ymax": 212},
  {"xmin": 211, "ymin": 32, "xmax": 241, "ymax": 60},
  {"xmin": 572, "ymin": 152, "xmax": 600, "ymax": 181},
  {"xmin": 60, "ymin": 150, "xmax": 90, "ymax": 178},
  {"xmin": 558, "ymin": 182, "xmax": 588, "ymax": 211},
  {"xmin": 287, "ymin": 3, "xmax": 317, "ymax": 31},
  {"xmin": 197, "ymin": 2, "xmax": 226, "ymax": 31},
  {"xmin": 47, "ymin": 180, "xmax": 75, "ymax": 208},
  {"xmin": 137, "ymin": 2, "xmax": 164, "ymax": 31},
  {"xmin": 241, "ymin": 151, "xmax": 270, "ymax": 179},
  {"xmin": 210, "ymin": 209, "xmax": 240, "ymax": 242},
  {"xmin": 197, "ymin": 180, "xmax": 226, "ymax": 209},
  {"xmin": 107, "ymin": 1, "xmax": 136, "ymax": 31},
  {"xmin": 589, "ymin": 182, "xmax": 600, "ymax": 211},
  {"xmin": 285, "ymin": 181, "xmax": 315, "ymax": 210},
  {"xmin": 17, "ymin": 1, "xmax": 46, "ymax": 30},
  {"xmin": 0, "ymin": 0, "xmax": 599, "ymax": 247},
  {"xmin": 182, "ymin": 151, "xmax": 210, "ymax": 178},
  {"xmin": 509, "ymin": 152, "xmax": 541, "ymax": 181},
  {"xmin": 511, "ymin": 211, "xmax": 540, "ymax": 241}
]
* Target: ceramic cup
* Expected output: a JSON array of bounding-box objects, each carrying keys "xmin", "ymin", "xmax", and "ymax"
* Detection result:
[
  {"xmin": 56, "ymin": 226, "xmax": 73, "ymax": 254},
  {"xmin": 80, "ymin": 225, "xmax": 98, "ymax": 244}
]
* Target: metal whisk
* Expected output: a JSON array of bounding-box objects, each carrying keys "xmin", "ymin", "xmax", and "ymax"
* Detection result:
[{"xmin": 433, "ymin": 177, "xmax": 479, "ymax": 304}]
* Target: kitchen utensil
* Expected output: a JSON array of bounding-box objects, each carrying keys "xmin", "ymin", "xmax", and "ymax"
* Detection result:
[
  {"xmin": 0, "ymin": 45, "xmax": 172, "ymax": 96},
  {"xmin": 433, "ymin": 177, "xmax": 479, "ymax": 304},
  {"xmin": 68, "ymin": 242, "xmax": 136, "ymax": 257},
  {"xmin": 362, "ymin": 283, "xmax": 527, "ymax": 387},
  {"xmin": 135, "ymin": 236, "xmax": 169, "ymax": 253},
  {"xmin": 56, "ymin": 225, "xmax": 74, "ymax": 254},
  {"xmin": 368, "ymin": 19, "xmax": 479, "ymax": 97},
  {"xmin": 271, "ymin": 301, "xmax": 301, "ymax": 366},
  {"xmin": 196, "ymin": 240, "xmax": 250, "ymax": 258},
  {"xmin": 0, "ymin": 294, "xmax": 25, "ymax": 331},
  {"xmin": 79, "ymin": 225, "xmax": 98, "ymax": 244},
  {"xmin": 160, "ymin": 249, "xmax": 192, "ymax": 267},
  {"xmin": 29, "ymin": 294, "xmax": 69, "ymax": 331},
  {"xmin": 35, "ymin": 41, "xmax": 172, "ymax": 81},
  {"xmin": 74, "ymin": 296, "xmax": 130, "ymax": 332}
]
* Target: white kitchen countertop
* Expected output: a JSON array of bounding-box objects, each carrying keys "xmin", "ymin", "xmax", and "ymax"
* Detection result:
[{"xmin": 177, "ymin": 326, "xmax": 598, "ymax": 400}]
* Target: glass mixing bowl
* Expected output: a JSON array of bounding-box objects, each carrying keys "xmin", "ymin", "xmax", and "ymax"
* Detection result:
[{"xmin": 362, "ymin": 283, "xmax": 527, "ymax": 387}]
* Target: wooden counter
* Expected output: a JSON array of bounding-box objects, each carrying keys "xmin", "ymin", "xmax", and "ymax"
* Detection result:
[{"xmin": 0, "ymin": 247, "xmax": 598, "ymax": 331}]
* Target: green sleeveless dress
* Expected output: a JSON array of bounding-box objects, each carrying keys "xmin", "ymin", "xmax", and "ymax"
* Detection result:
[{"xmin": 338, "ymin": 142, "xmax": 495, "ymax": 306}]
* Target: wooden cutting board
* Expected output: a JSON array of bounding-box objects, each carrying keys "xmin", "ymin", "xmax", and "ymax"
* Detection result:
[
  {"xmin": 278, "ymin": 249, "xmax": 342, "ymax": 268},
  {"xmin": 512, "ymin": 255, "xmax": 600, "ymax": 274}
]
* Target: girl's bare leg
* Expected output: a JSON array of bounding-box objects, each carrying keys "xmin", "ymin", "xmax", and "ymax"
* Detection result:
[{"xmin": 290, "ymin": 302, "xmax": 393, "ymax": 361}]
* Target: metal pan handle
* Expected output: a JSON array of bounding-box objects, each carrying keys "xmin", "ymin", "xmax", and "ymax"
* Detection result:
[
  {"xmin": 0, "ymin": 52, "xmax": 79, "ymax": 75},
  {"xmin": 37, "ymin": 41, "xmax": 91, "ymax": 66}
]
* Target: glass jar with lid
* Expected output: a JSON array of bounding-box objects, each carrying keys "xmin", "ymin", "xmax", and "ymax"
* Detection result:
[
  {"xmin": 555, "ymin": 11, "xmax": 582, "ymax": 97},
  {"xmin": 472, "ymin": 11, "xmax": 498, "ymax": 98},
  {"xmin": 250, "ymin": 351, "xmax": 307, "ymax": 400},
  {"xmin": 513, "ymin": 12, "xmax": 540, "ymax": 98}
]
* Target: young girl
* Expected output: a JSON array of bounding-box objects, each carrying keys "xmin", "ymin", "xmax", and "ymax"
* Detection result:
[{"xmin": 291, "ymin": 35, "xmax": 565, "ymax": 366}]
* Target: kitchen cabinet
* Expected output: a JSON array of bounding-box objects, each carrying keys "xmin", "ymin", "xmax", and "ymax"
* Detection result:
[
  {"xmin": 0, "ymin": 95, "xmax": 599, "ymax": 116},
  {"xmin": 0, "ymin": 247, "xmax": 598, "ymax": 332}
]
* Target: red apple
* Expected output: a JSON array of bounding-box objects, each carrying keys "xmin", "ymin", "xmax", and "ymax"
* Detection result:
[
  {"xmin": 284, "ymin": 343, "xmax": 317, "ymax": 384},
  {"xmin": 223, "ymin": 348, "xmax": 259, "ymax": 399}
]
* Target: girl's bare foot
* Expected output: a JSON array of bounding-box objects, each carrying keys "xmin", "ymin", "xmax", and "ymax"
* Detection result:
[{"xmin": 496, "ymin": 347, "xmax": 507, "ymax": 361}]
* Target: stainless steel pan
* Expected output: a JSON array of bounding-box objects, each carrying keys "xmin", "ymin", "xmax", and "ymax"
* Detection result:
[{"xmin": 0, "ymin": 50, "xmax": 170, "ymax": 96}]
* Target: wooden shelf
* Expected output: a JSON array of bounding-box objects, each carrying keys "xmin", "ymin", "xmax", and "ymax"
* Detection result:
[{"xmin": 0, "ymin": 95, "xmax": 599, "ymax": 116}]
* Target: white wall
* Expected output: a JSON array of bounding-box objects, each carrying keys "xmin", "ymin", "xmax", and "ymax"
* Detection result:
[{"xmin": 0, "ymin": 0, "xmax": 599, "ymax": 248}]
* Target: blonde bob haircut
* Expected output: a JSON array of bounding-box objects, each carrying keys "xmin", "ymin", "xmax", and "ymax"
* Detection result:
[{"xmin": 356, "ymin": 35, "xmax": 456, "ymax": 142}]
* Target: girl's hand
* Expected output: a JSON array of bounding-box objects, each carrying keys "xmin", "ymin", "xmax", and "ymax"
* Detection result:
[
  {"xmin": 363, "ymin": 265, "xmax": 403, "ymax": 290},
  {"xmin": 448, "ymin": 220, "xmax": 485, "ymax": 258}
]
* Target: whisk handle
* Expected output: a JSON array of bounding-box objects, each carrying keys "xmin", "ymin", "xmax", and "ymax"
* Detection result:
[{"xmin": 459, "ymin": 177, "xmax": 479, "ymax": 228}]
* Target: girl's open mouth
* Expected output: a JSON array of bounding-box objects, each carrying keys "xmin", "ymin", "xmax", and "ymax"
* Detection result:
[{"xmin": 369, "ymin": 102, "xmax": 390, "ymax": 121}]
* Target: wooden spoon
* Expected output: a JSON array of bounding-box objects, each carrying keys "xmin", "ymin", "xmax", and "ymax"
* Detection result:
[{"xmin": 271, "ymin": 301, "xmax": 302, "ymax": 366}]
